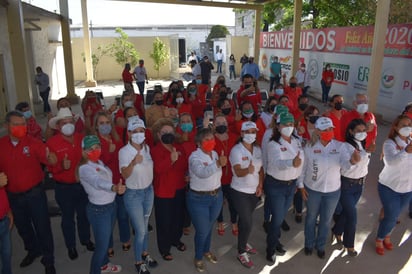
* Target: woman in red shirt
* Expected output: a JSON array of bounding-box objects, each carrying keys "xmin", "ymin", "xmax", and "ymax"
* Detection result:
[
  {"xmin": 122, "ymin": 63, "xmax": 134, "ymax": 92},
  {"xmin": 321, "ymin": 64, "xmax": 334, "ymax": 104},
  {"xmin": 187, "ymin": 82, "xmax": 207, "ymax": 129}
]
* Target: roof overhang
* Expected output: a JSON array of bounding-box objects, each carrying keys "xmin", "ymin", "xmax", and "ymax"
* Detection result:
[{"xmin": 22, "ymin": 1, "xmax": 63, "ymax": 31}]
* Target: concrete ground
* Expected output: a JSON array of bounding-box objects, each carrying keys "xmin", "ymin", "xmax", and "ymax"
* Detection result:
[{"xmin": 8, "ymin": 71, "xmax": 412, "ymax": 274}]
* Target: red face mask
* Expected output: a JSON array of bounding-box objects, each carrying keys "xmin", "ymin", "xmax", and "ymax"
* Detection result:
[
  {"xmin": 202, "ymin": 139, "xmax": 216, "ymax": 153},
  {"xmin": 320, "ymin": 131, "xmax": 334, "ymax": 142},
  {"xmin": 10, "ymin": 125, "xmax": 27, "ymax": 139},
  {"xmin": 87, "ymin": 148, "xmax": 101, "ymax": 162}
]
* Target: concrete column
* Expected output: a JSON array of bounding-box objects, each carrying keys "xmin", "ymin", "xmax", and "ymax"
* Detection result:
[
  {"xmin": 81, "ymin": 0, "xmax": 96, "ymax": 87},
  {"xmin": 253, "ymin": 9, "xmax": 262, "ymax": 76},
  {"xmin": 291, "ymin": 0, "xmax": 302, "ymax": 76},
  {"xmin": 7, "ymin": 0, "xmax": 33, "ymax": 109},
  {"xmin": 366, "ymin": 0, "xmax": 391, "ymax": 114},
  {"xmin": 59, "ymin": 0, "xmax": 79, "ymax": 103}
]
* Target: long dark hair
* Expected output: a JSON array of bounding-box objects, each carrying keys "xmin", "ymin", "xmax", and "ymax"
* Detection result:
[{"xmin": 345, "ymin": 118, "xmax": 366, "ymax": 150}]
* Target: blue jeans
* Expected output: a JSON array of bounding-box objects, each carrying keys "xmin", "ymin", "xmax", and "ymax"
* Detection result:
[
  {"xmin": 293, "ymin": 190, "xmax": 303, "ymax": 214},
  {"xmin": 7, "ymin": 184, "xmax": 54, "ymax": 266},
  {"xmin": 87, "ymin": 202, "xmax": 116, "ymax": 274},
  {"xmin": 229, "ymin": 65, "xmax": 236, "ymax": 79},
  {"xmin": 39, "ymin": 88, "xmax": 51, "ymax": 113},
  {"xmin": 0, "ymin": 216, "xmax": 12, "ymax": 274},
  {"xmin": 304, "ymin": 187, "xmax": 340, "ymax": 251},
  {"xmin": 321, "ymin": 80, "xmax": 331, "ymax": 103},
  {"xmin": 332, "ymin": 177, "xmax": 363, "ymax": 248},
  {"xmin": 136, "ymin": 81, "xmax": 145, "ymax": 98},
  {"xmin": 186, "ymin": 189, "xmax": 223, "ymax": 260},
  {"xmin": 264, "ymin": 176, "xmax": 296, "ymax": 253},
  {"xmin": 123, "ymin": 185, "xmax": 154, "ymax": 262},
  {"xmin": 216, "ymin": 60, "xmax": 223, "ymax": 73},
  {"xmin": 109, "ymin": 195, "xmax": 131, "ymax": 248},
  {"xmin": 269, "ymin": 75, "xmax": 280, "ymax": 92},
  {"xmin": 55, "ymin": 182, "xmax": 91, "ymax": 249},
  {"xmin": 377, "ymin": 183, "xmax": 412, "ymax": 239}
]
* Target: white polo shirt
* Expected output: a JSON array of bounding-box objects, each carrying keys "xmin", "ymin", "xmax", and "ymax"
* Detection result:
[
  {"xmin": 230, "ymin": 143, "xmax": 262, "ymax": 194},
  {"xmin": 266, "ymin": 137, "xmax": 304, "ymax": 181},
  {"xmin": 189, "ymin": 148, "xmax": 222, "ymax": 191},
  {"xmin": 297, "ymin": 139, "xmax": 345, "ymax": 193},
  {"xmin": 340, "ymin": 141, "xmax": 370, "ymax": 179},
  {"xmin": 379, "ymin": 136, "xmax": 412, "ymax": 193},
  {"xmin": 261, "ymin": 128, "xmax": 272, "ymax": 173},
  {"xmin": 119, "ymin": 143, "xmax": 153, "ymax": 190}
]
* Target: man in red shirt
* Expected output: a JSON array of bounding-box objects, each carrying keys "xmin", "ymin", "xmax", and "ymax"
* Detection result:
[
  {"xmin": 47, "ymin": 108, "xmax": 95, "ymax": 261},
  {"xmin": 0, "ymin": 172, "xmax": 13, "ymax": 274},
  {"xmin": 283, "ymin": 76, "xmax": 302, "ymax": 113},
  {"xmin": 0, "ymin": 111, "xmax": 57, "ymax": 274},
  {"xmin": 323, "ymin": 94, "xmax": 347, "ymax": 142},
  {"xmin": 236, "ymin": 74, "xmax": 262, "ymax": 115},
  {"xmin": 340, "ymin": 93, "xmax": 377, "ymax": 150}
]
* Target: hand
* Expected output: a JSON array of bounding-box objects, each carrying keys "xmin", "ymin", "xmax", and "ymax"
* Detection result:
[
  {"xmin": 366, "ymin": 122, "xmax": 375, "ymax": 132},
  {"xmin": 255, "ymin": 186, "xmax": 263, "ymax": 197},
  {"xmin": 300, "ymin": 187, "xmax": 308, "ymax": 201},
  {"xmin": 292, "ymin": 152, "xmax": 302, "ymax": 167},
  {"xmin": 366, "ymin": 142, "xmax": 376, "ymax": 153},
  {"xmin": 405, "ymin": 143, "xmax": 412, "ymax": 154},
  {"xmin": 116, "ymin": 180, "xmax": 126, "ymax": 195},
  {"xmin": 218, "ymin": 150, "xmax": 227, "ymax": 167},
  {"xmin": 109, "ymin": 140, "xmax": 116, "ymax": 153},
  {"xmin": 350, "ymin": 149, "xmax": 361, "ymax": 164},
  {"xmin": 62, "ymin": 154, "xmax": 71, "ymax": 170},
  {"xmin": 235, "ymin": 109, "xmax": 242, "ymax": 121},
  {"xmin": 181, "ymin": 132, "xmax": 189, "ymax": 142},
  {"xmin": 248, "ymin": 162, "xmax": 255, "ymax": 174},
  {"xmin": 7, "ymin": 210, "xmax": 13, "ymax": 230},
  {"xmin": 171, "ymin": 147, "xmax": 179, "ymax": 163},
  {"xmin": 297, "ymin": 126, "xmax": 305, "ymax": 135},
  {"xmin": 46, "ymin": 147, "xmax": 57, "ymax": 166},
  {"xmin": 133, "ymin": 149, "xmax": 143, "ymax": 165},
  {"xmin": 0, "ymin": 172, "xmax": 7, "ymax": 187}
]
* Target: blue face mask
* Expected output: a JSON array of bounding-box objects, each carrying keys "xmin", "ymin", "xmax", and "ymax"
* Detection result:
[
  {"xmin": 275, "ymin": 89, "xmax": 284, "ymax": 96},
  {"xmin": 196, "ymin": 79, "xmax": 202, "ymax": 84},
  {"xmin": 98, "ymin": 124, "xmax": 112, "ymax": 135},
  {"xmin": 180, "ymin": 123, "xmax": 193, "ymax": 133},
  {"xmin": 23, "ymin": 110, "xmax": 32, "ymax": 119}
]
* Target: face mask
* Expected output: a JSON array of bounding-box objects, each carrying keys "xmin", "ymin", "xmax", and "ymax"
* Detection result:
[
  {"xmin": 298, "ymin": 103, "xmax": 308, "ymax": 111},
  {"xmin": 290, "ymin": 83, "xmax": 297, "ymax": 88},
  {"xmin": 201, "ymin": 139, "xmax": 216, "ymax": 152},
  {"xmin": 244, "ymin": 84, "xmax": 252, "ymax": 89},
  {"xmin": 86, "ymin": 148, "xmax": 101, "ymax": 162},
  {"xmin": 242, "ymin": 110, "xmax": 254, "ymax": 118},
  {"xmin": 281, "ymin": 126, "xmax": 294, "ymax": 137},
  {"xmin": 180, "ymin": 87, "xmax": 184, "ymax": 92},
  {"xmin": 218, "ymin": 80, "xmax": 225, "ymax": 85},
  {"xmin": 356, "ymin": 104, "xmax": 368, "ymax": 114},
  {"xmin": 243, "ymin": 133, "xmax": 256, "ymax": 144},
  {"xmin": 188, "ymin": 88, "xmax": 197, "ymax": 95},
  {"xmin": 354, "ymin": 132, "xmax": 367, "ymax": 141},
  {"xmin": 180, "ymin": 123, "xmax": 193, "ymax": 133},
  {"xmin": 155, "ymin": 100, "xmax": 163, "ymax": 106},
  {"xmin": 196, "ymin": 79, "xmax": 202, "ymax": 84},
  {"xmin": 23, "ymin": 110, "xmax": 32, "ymax": 119},
  {"xmin": 98, "ymin": 124, "xmax": 112, "ymax": 135},
  {"xmin": 131, "ymin": 132, "xmax": 145, "ymax": 144},
  {"xmin": 334, "ymin": 102, "xmax": 343, "ymax": 110},
  {"xmin": 171, "ymin": 88, "xmax": 179, "ymax": 94},
  {"xmin": 176, "ymin": 97, "xmax": 184, "ymax": 104},
  {"xmin": 124, "ymin": 101, "xmax": 134, "ymax": 108},
  {"xmin": 219, "ymin": 92, "xmax": 227, "ymax": 99},
  {"xmin": 398, "ymin": 126, "xmax": 412, "ymax": 137},
  {"xmin": 308, "ymin": 116, "xmax": 319, "ymax": 124},
  {"xmin": 221, "ymin": 108, "xmax": 231, "ymax": 115},
  {"xmin": 10, "ymin": 125, "xmax": 27, "ymax": 139},
  {"xmin": 215, "ymin": 125, "xmax": 228, "ymax": 134},
  {"xmin": 161, "ymin": 133, "xmax": 175, "ymax": 144},
  {"xmin": 270, "ymin": 104, "xmax": 277, "ymax": 112},
  {"xmin": 320, "ymin": 131, "xmax": 334, "ymax": 142},
  {"xmin": 275, "ymin": 89, "xmax": 284, "ymax": 96},
  {"xmin": 61, "ymin": 123, "xmax": 75, "ymax": 136}
]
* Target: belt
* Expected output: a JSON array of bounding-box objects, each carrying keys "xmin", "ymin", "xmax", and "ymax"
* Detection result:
[
  {"xmin": 190, "ymin": 187, "xmax": 221, "ymax": 196},
  {"xmin": 341, "ymin": 176, "xmax": 366, "ymax": 185},
  {"xmin": 267, "ymin": 174, "xmax": 296, "ymax": 185}
]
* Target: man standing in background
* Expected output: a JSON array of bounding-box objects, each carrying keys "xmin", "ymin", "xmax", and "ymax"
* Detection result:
[
  {"xmin": 35, "ymin": 66, "xmax": 51, "ymax": 115},
  {"xmin": 216, "ymin": 49, "xmax": 224, "ymax": 74},
  {"xmin": 269, "ymin": 56, "xmax": 282, "ymax": 93},
  {"xmin": 133, "ymin": 59, "xmax": 149, "ymax": 101}
]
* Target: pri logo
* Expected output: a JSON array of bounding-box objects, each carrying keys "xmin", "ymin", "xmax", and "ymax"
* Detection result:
[
  {"xmin": 381, "ymin": 69, "xmax": 395, "ymax": 89},
  {"xmin": 308, "ymin": 59, "xmax": 319, "ymax": 80},
  {"xmin": 261, "ymin": 54, "xmax": 268, "ymax": 68}
]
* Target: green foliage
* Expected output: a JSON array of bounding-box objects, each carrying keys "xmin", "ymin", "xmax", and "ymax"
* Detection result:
[
  {"xmin": 108, "ymin": 28, "xmax": 139, "ymax": 67},
  {"xmin": 81, "ymin": 45, "xmax": 110, "ymax": 80},
  {"xmin": 206, "ymin": 25, "xmax": 230, "ymax": 48},
  {"xmin": 149, "ymin": 37, "xmax": 170, "ymax": 78}
]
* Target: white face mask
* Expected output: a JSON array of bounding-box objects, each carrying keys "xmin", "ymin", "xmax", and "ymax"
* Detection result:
[
  {"xmin": 356, "ymin": 103, "xmax": 368, "ymax": 114},
  {"xmin": 243, "ymin": 133, "xmax": 256, "ymax": 144},
  {"xmin": 281, "ymin": 126, "xmax": 294, "ymax": 137},
  {"xmin": 398, "ymin": 126, "xmax": 412, "ymax": 137},
  {"xmin": 61, "ymin": 123, "xmax": 75, "ymax": 136},
  {"xmin": 124, "ymin": 101, "xmax": 134, "ymax": 108},
  {"xmin": 354, "ymin": 132, "xmax": 367, "ymax": 141},
  {"xmin": 131, "ymin": 132, "xmax": 145, "ymax": 144},
  {"xmin": 176, "ymin": 97, "xmax": 184, "ymax": 104}
]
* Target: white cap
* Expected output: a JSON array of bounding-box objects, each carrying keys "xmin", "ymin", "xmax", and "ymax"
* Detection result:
[
  {"xmin": 48, "ymin": 108, "xmax": 73, "ymax": 129},
  {"xmin": 241, "ymin": 121, "xmax": 258, "ymax": 131},
  {"xmin": 127, "ymin": 116, "xmax": 145, "ymax": 131},
  {"xmin": 315, "ymin": 117, "xmax": 334, "ymax": 131}
]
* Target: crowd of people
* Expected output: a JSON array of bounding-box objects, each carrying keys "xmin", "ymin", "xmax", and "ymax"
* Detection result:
[{"xmin": 0, "ymin": 62, "xmax": 412, "ymax": 274}]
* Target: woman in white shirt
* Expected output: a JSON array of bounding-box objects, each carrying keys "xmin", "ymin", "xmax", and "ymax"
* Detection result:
[
  {"xmin": 79, "ymin": 135, "xmax": 124, "ymax": 274},
  {"xmin": 332, "ymin": 119, "xmax": 371, "ymax": 257},
  {"xmin": 230, "ymin": 121, "xmax": 263, "ymax": 268},
  {"xmin": 376, "ymin": 115, "xmax": 412, "ymax": 255},
  {"xmin": 187, "ymin": 128, "xmax": 227, "ymax": 273},
  {"xmin": 119, "ymin": 117, "xmax": 157, "ymax": 274},
  {"xmin": 298, "ymin": 117, "xmax": 358, "ymax": 259},
  {"xmin": 264, "ymin": 112, "xmax": 303, "ymax": 263}
]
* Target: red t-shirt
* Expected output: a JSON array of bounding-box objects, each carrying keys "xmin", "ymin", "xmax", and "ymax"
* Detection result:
[
  {"xmin": 188, "ymin": 96, "xmax": 206, "ymax": 120},
  {"xmin": 236, "ymin": 86, "xmax": 262, "ymax": 115},
  {"xmin": 214, "ymin": 133, "xmax": 237, "ymax": 185},
  {"xmin": 322, "ymin": 70, "xmax": 334, "ymax": 86},
  {"xmin": 122, "ymin": 69, "xmax": 134, "ymax": 83},
  {"xmin": 133, "ymin": 94, "xmax": 145, "ymax": 118},
  {"xmin": 47, "ymin": 133, "xmax": 84, "ymax": 183},
  {"xmin": 0, "ymin": 135, "xmax": 48, "ymax": 193},
  {"xmin": 151, "ymin": 143, "xmax": 188, "ymax": 198},
  {"xmin": 341, "ymin": 110, "xmax": 377, "ymax": 148},
  {"xmin": 284, "ymin": 86, "xmax": 302, "ymax": 113},
  {"xmin": 324, "ymin": 109, "xmax": 347, "ymax": 142},
  {"xmin": 27, "ymin": 117, "xmax": 43, "ymax": 141},
  {"xmin": 98, "ymin": 135, "xmax": 123, "ymax": 184},
  {"xmin": 0, "ymin": 188, "xmax": 10, "ymax": 219}
]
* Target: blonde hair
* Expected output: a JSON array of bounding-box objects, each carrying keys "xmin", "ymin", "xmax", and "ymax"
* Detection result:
[
  {"xmin": 152, "ymin": 118, "xmax": 175, "ymax": 144},
  {"xmin": 93, "ymin": 111, "xmax": 120, "ymax": 142}
]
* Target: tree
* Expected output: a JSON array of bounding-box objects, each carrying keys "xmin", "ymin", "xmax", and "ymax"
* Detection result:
[
  {"xmin": 206, "ymin": 25, "xmax": 230, "ymax": 49},
  {"xmin": 108, "ymin": 28, "xmax": 139, "ymax": 67},
  {"xmin": 149, "ymin": 37, "xmax": 170, "ymax": 78},
  {"xmin": 81, "ymin": 44, "xmax": 110, "ymax": 81}
]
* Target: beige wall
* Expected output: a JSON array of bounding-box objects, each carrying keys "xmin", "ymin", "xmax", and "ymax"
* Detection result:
[
  {"xmin": 226, "ymin": 35, "xmax": 249, "ymax": 78},
  {"xmin": 72, "ymin": 36, "xmax": 174, "ymax": 82}
]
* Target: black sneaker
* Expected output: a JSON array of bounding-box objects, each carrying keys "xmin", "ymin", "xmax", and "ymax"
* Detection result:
[
  {"xmin": 304, "ymin": 247, "xmax": 313, "ymax": 256},
  {"xmin": 82, "ymin": 241, "xmax": 95, "ymax": 251},
  {"xmin": 142, "ymin": 254, "xmax": 158, "ymax": 268},
  {"xmin": 281, "ymin": 220, "xmax": 290, "ymax": 231},
  {"xmin": 148, "ymin": 224, "xmax": 153, "ymax": 232},
  {"xmin": 276, "ymin": 244, "xmax": 286, "ymax": 256},
  {"xmin": 20, "ymin": 252, "xmax": 41, "ymax": 267},
  {"xmin": 317, "ymin": 250, "xmax": 326, "ymax": 259},
  {"xmin": 266, "ymin": 251, "xmax": 276, "ymax": 263},
  {"xmin": 409, "ymin": 212, "xmax": 412, "ymax": 219},
  {"xmin": 135, "ymin": 263, "xmax": 150, "ymax": 274},
  {"xmin": 45, "ymin": 265, "xmax": 56, "ymax": 274},
  {"xmin": 68, "ymin": 248, "xmax": 78, "ymax": 260}
]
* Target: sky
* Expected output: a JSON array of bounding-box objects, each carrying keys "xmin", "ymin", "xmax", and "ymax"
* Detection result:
[{"xmin": 25, "ymin": 0, "xmax": 236, "ymax": 27}]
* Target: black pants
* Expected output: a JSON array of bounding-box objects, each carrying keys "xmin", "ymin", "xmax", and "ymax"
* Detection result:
[{"xmin": 39, "ymin": 88, "xmax": 51, "ymax": 113}]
